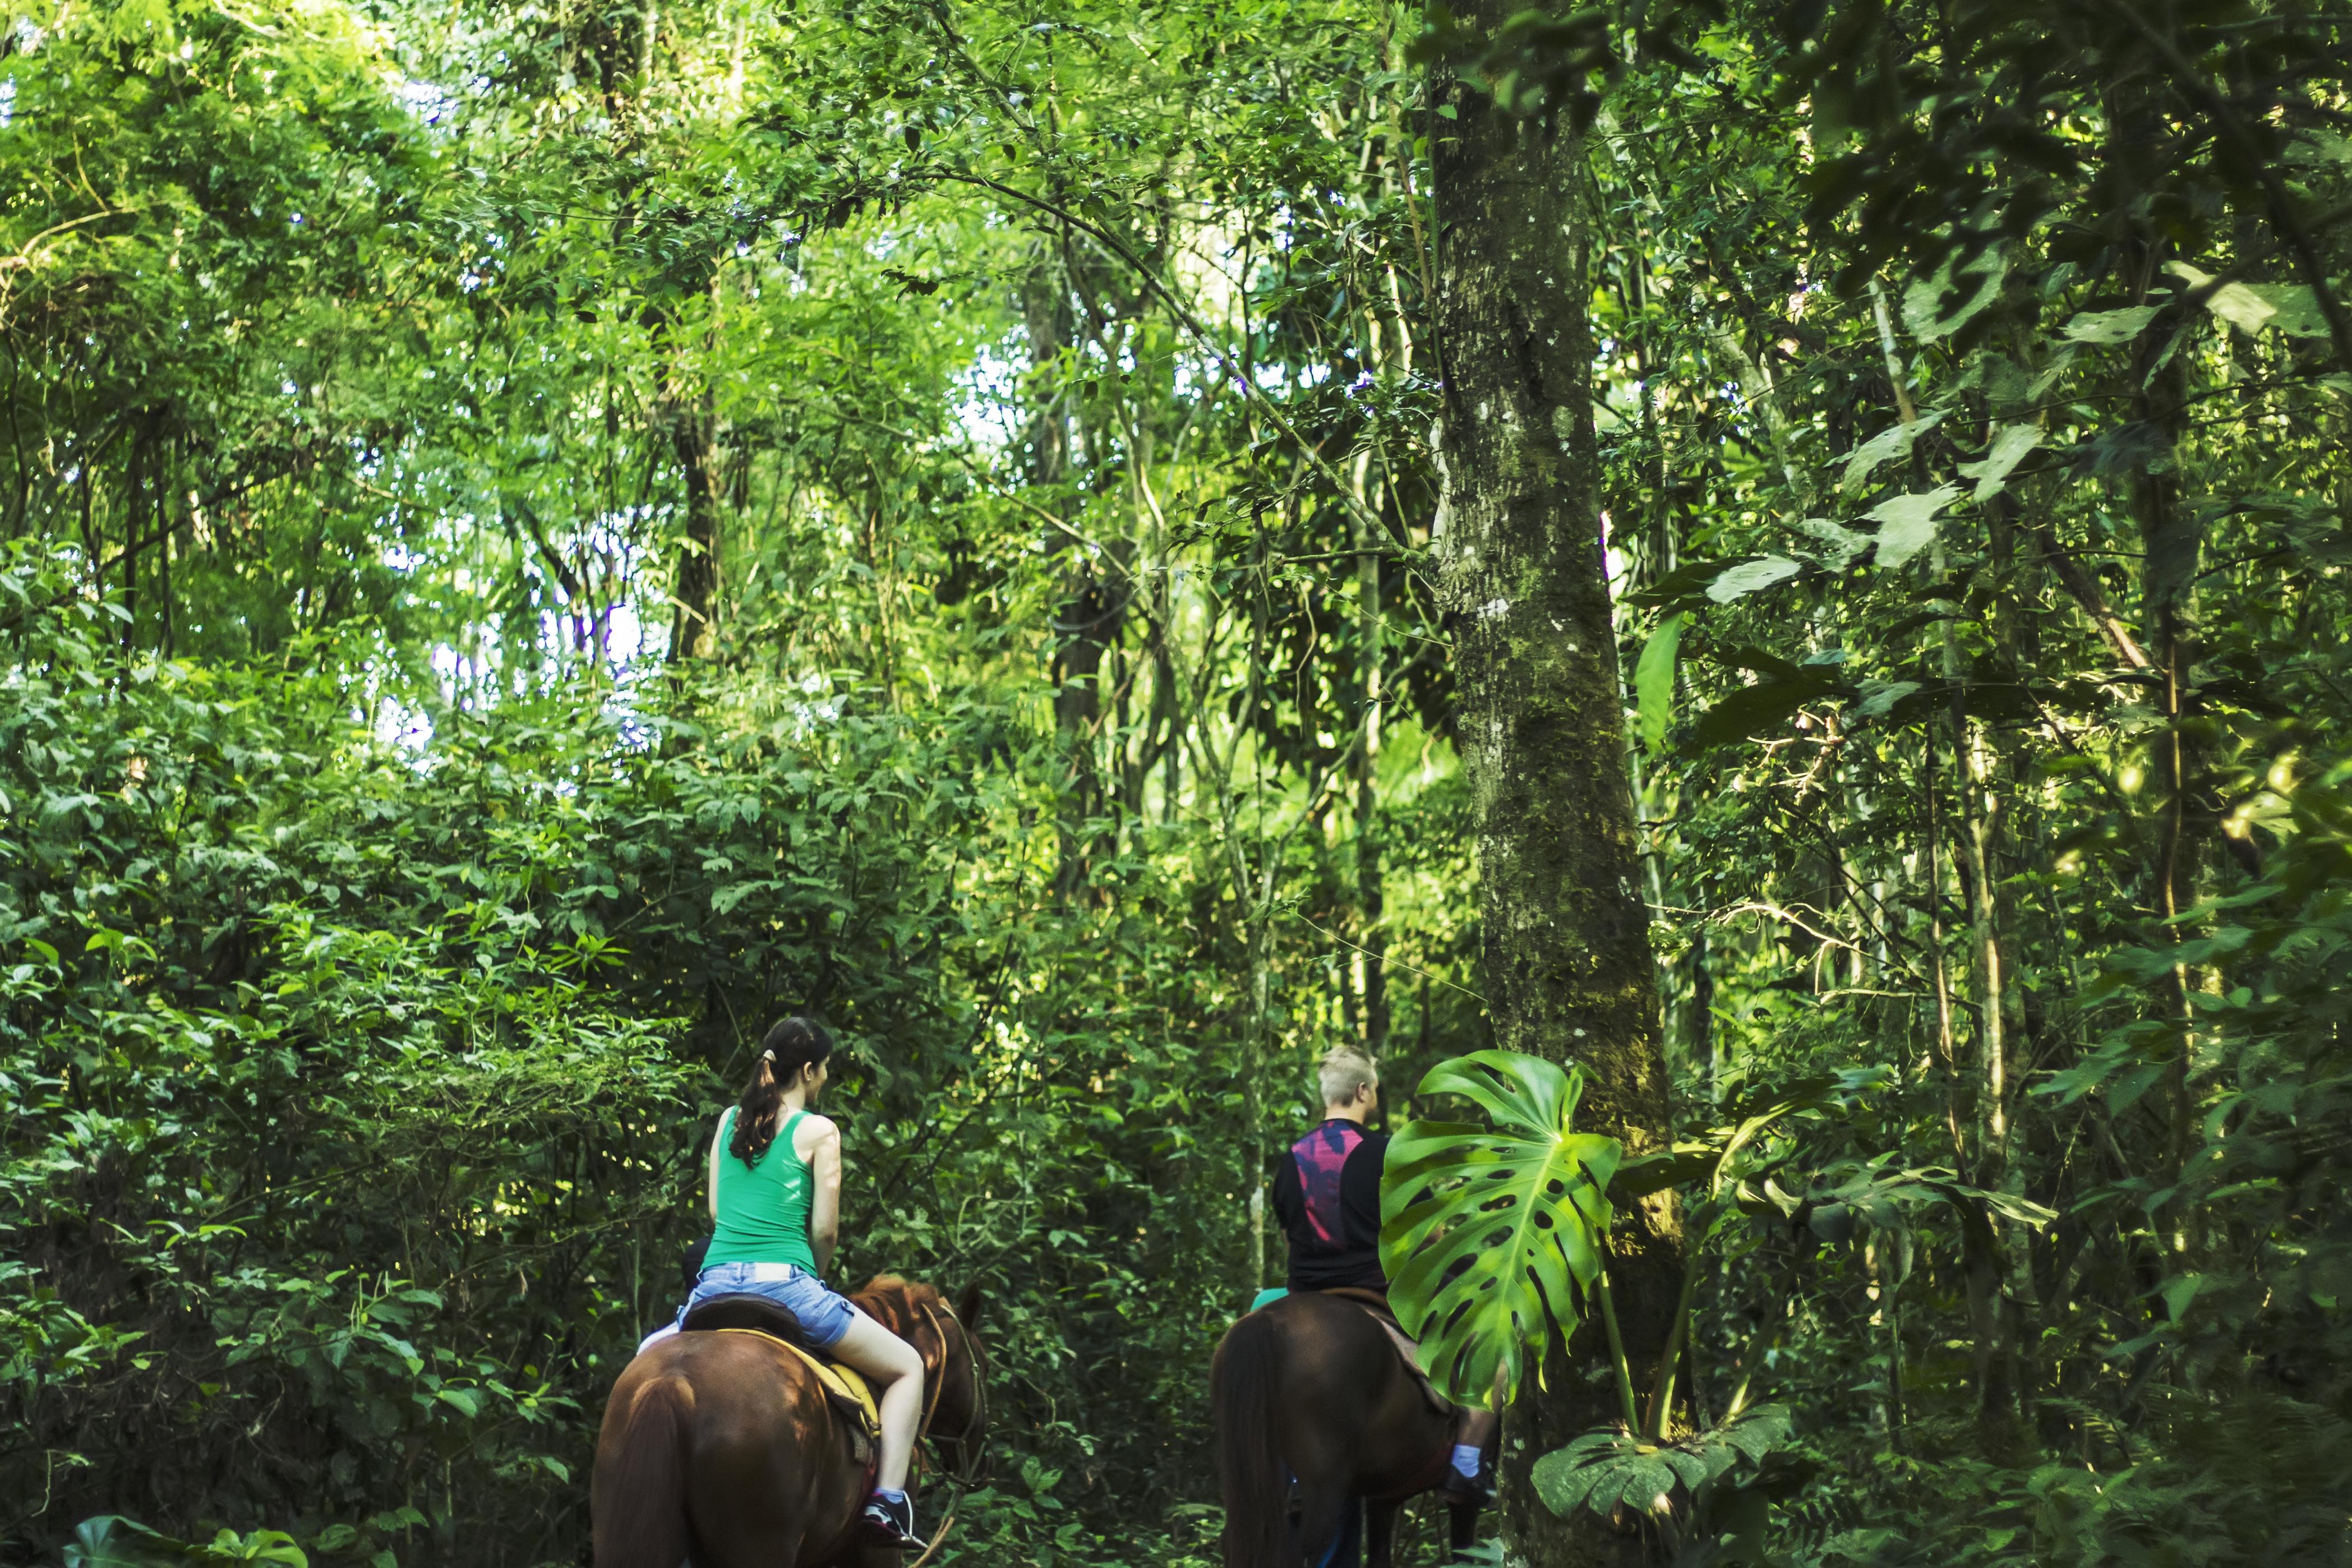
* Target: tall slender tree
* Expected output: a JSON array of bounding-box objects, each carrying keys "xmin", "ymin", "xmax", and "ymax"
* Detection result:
[{"xmin": 1428, "ymin": 21, "xmax": 1683, "ymax": 1566}]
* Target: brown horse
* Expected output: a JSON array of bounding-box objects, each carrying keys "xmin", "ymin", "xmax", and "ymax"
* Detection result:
[
  {"xmin": 1212, "ymin": 1292, "xmax": 1481, "ymax": 1568},
  {"xmin": 592, "ymin": 1276, "xmax": 988, "ymax": 1568}
]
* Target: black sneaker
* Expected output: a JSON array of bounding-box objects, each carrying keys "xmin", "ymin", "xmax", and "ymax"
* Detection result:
[
  {"xmin": 1438, "ymin": 1463, "xmax": 1494, "ymax": 1507},
  {"xmin": 861, "ymin": 1492, "xmax": 927, "ymax": 1551}
]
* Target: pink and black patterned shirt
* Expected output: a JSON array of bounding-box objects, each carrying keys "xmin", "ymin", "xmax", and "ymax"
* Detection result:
[{"xmin": 1271, "ymin": 1118, "xmax": 1390, "ymax": 1291}]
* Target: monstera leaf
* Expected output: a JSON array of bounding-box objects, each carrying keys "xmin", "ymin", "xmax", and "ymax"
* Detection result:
[
  {"xmin": 1530, "ymin": 1403, "xmax": 1794, "ymax": 1521},
  {"xmin": 1379, "ymin": 1052, "xmax": 1623, "ymax": 1409},
  {"xmin": 67, "ymin": 1517, "xmax": 307, "ymax": 1567}
]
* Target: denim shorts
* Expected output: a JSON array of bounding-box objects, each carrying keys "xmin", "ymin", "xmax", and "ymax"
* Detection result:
[{"xmin": 671, "ymin": 1260, "xmax": 857, "ymax": 1349}]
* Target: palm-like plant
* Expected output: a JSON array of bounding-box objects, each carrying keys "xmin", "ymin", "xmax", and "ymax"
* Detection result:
[{"xmin": 1382, "ymin": 1049, "xmax": 2057, "ymax": 1549}]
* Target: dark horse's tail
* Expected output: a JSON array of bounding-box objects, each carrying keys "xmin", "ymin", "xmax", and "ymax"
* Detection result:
[
  {"xmin": 1212, "ymin": 1308, "xmax": 1290, "ymax": 1568},
  {"xmin": 591, "ymin": 1371, "xmax": 693, "ymax": 1568}
]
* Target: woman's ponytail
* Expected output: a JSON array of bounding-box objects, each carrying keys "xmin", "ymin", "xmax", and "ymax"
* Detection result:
[{"xmin": 728, "ymin": 1016, "xmax": 835, "ymax": 1166}]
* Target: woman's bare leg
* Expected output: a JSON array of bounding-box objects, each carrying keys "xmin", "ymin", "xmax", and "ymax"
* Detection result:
[{"xmin": 830, "ymin": 1308, "xmax": 925, "ymax": 1492}]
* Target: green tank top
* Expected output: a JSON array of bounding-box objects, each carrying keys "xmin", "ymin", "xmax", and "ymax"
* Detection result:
[{"xmin": 705, "ymin": 1106, "xmax": 820, "ymax": 1272}]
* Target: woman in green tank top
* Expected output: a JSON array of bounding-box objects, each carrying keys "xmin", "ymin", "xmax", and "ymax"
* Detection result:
[{"xmin": 662, "ymin": 1017, "xmax": 931, "ymax": 1549}]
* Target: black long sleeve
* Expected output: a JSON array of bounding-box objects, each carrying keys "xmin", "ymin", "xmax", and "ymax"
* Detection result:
[
  {"xmin": 1338, "ymin": 1129, "xmax": 1389, "ymax": 1262},
  {"xmin": 1276, "ymin": 1122, "xmax": 1391, "ymax": 1292}
]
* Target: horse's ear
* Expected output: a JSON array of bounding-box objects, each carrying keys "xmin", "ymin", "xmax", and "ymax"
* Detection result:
[{"xmin": 955, "ymin": 1280, "xmax": 986, "ymax": 1334}]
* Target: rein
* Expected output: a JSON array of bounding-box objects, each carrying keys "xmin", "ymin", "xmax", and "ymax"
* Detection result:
[{"xmin": 910, "ymin": 1298, "xmax": 988, "ymax": 1484}]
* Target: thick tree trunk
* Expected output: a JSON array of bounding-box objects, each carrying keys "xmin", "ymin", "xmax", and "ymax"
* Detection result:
[{"xmin": 1428, "ymin": 50, "xmax": 1680, "ymax": 1568}]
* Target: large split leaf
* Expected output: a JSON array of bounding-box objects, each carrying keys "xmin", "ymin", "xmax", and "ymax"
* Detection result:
[
  {"xmin": 1802, "ymin": 1155, "xmax": 2058, "ymax": 1232},
  {"xmin": 1380, "ymin": 1052, "xmax": 1622, "ymax": 1408},
  {"xmin": 1530, "ymin": 1404, "xmax": 1796, "ymax": 1522},
  {"xmin": 67, "ymin": 1518, "xmax": 308, "ymax": 1567}
]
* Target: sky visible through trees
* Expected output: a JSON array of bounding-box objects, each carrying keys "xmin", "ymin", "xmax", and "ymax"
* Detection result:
[{"xmin": 3, "ymin": 0, "xmax": 2349, "ymax": 1564}]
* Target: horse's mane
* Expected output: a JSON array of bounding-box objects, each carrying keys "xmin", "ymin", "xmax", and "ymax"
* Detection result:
[{"xmin": 851, "ymin": 1274, "xmax": 947, "ymax": 1335}]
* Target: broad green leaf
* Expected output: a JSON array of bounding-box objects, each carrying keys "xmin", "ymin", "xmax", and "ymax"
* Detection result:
[
  {"xmin": 1718, "ymin": 1404, "xmax": 1793, "ymax": 1460},
  {"xmin": 1533, "ymin": 1406, "xmax": 1797, "ymax": 1524},
  {"xmin": 1689, "ymin": 667, "xmax": 1846, "ymax": 749},
  {"xmin": 1851, "ymin": 679, "xmax": 1923, "ymax": 721},
  {"xmin": 1706, "ymin": 556, "xmax": 1801, "ymax": 604},
  {"xmin": 1612, "ymin": 1454, "xmax": 1680, "ymax": 1514},
  {"xmin": 1611, "ymin": 1143, "xmax": 1721, "ymax": 1198},
  {"xmin": 1635, "ymin": 614, "xmax": 1682, "ymax": 753},
  {"xmin": 2285, "ymin": 128, "xmax": 2352, "ymax": 166},
  {"xmin": 1381, "ymin": 1052, "xmax": 1622, "ymax": 1409},
  {"xmin": 62, "ymin": 1518, "xmax": 307, "ymax": 1568},
  {"xmin": 1867, "ymin": 486, "xmax": 1961, "ymax": 570},
  {"xmin": 1792, "ymin": 517, "xmax": 1869, "ymax": 571},
  {"xmin": 1903, "ymin": 250, "xmax": 2005, "ymax": 340},
  {"xmin": 1958, "ymin": 425, "xmax": 2042, "ymax": 502},
  {"xmin": 1530, "ymin": 1437, "xmax": 1627, "ymax": 1518},
  {"xmin": 1838, "ymin": 411, "xmax": 1943, "ymax": 494},
  {"xmin": 1657, "ymin": 1444, "xmax": 1712, "ymax": 1492},
  {"xmin": 2063, "ymin": 306, "xmax": 2162, "ymax": 344},
  {"xmin": 67, "ymin": 1516, "xmax": 168, "ymax": 1568},
  {"xmin": 2167, "ymin": 263, "xmax": 2332, "ymax": 338}
]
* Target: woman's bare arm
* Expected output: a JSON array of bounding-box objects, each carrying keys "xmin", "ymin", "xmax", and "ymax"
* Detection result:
[
  {"xmin": 803, "ymin": 1117, "xmax": 842, "ymax": 1276},
  {"xmin": 707, "ymin": 1114, "xmax": 728, "ymax": 1223}
]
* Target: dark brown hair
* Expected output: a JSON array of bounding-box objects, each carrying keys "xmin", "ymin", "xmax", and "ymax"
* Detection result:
[{"xmin": 728, "ymin": 1016, "xmax": 834, "ymax": 1166}]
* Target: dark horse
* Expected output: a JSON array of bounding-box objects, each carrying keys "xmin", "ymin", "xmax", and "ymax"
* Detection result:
[
  {"xmin": 1213, "ymin": 1292, "xmax": 1481, "ymax": 1568},
  {"xmin": 592, "ymin": 1276, "xmax": 988, "ymax": 1568}
]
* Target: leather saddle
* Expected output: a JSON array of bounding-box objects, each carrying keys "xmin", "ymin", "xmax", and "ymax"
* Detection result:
[
  {"xmin": 681, "ymin": 1290, "xmax": 819, "ymax": 1344},
  {"xmin": 681, "ymin": 1293, "xmax": 882, "ymax": 1459}
]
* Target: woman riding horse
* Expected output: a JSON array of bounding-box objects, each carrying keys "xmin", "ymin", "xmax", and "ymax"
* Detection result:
[
  {"xmin": 594, "ymin": 1273, "xmax": 986, "ymax": 1568},
  {"xmin": 635, "ymin": 1016, "xmax": 929, "ymax": 1548}
]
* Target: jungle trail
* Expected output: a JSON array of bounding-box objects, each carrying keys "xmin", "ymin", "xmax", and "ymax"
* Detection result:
[{"xmin": 4, "ymin": 0, "xmax": 2349, "ymax": 1565}]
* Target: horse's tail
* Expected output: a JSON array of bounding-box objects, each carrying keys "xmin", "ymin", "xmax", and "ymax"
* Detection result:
[
  {"xmin": 1212, "ymin": 1307, "xmax": 1291, "ymax": 1568},
  {"xmin": 592, "ymin": 1370, "xmax": 693, "ymax": 1568}
]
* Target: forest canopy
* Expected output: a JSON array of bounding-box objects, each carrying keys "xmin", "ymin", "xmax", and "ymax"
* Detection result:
[{"xmin": 3, "ymin": 0, "xmax": 2349, "ymax": 1562}]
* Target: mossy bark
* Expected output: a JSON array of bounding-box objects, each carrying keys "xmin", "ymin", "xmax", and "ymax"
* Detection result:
[{"xmin": 1428, "ymin": 51, "xmax": 1682, "ymax": 1568}]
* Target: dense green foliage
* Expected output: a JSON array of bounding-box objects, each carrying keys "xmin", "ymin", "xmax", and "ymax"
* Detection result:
[{"xmin": 3, "ymin": 0, "xmax": 2348, "ymax": 1562}]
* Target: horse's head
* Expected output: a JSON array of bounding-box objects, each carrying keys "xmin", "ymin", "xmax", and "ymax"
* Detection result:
[{"xmin": 854, "ymin": 1275, "xmax": 991, "ymax": 1485}]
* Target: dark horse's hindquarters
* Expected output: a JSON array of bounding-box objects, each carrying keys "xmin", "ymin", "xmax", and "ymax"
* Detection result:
[{"xmin": 1211, "ymin": 1292, "xmax": 1477, "ymax": 1568}]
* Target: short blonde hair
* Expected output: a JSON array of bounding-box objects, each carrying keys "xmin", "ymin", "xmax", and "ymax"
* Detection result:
[{"xmin": 1318, "ymin": 1046, "xmax": 1378, "ymax": 1109}]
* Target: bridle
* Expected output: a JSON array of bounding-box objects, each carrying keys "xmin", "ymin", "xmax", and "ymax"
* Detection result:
[{"xmin": 912, "ymin": 1297, "xmax": 989, "ymax": 1485}]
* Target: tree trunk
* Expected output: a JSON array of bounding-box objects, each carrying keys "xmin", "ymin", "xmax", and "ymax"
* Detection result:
[
  {"xmin": 667, "ymin": 386, "xmax": 721, "ymax": 662},
  {"xmin": 1353, "ymin": 450, "xmax": 1390, "ymax": 1060},
  {"xmin": 1022, "ymin": 255, "xmax": 1123, "ymax": 901},
  {"xmin": 2136, "ymin": 337, "xmax": 2201, "ymax": 1178},
  {"xmin": 1428, "ymin": 51, "xmax": 1680, "ymax": 1568}
]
